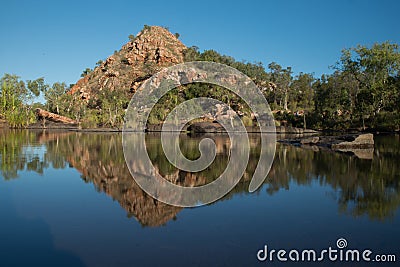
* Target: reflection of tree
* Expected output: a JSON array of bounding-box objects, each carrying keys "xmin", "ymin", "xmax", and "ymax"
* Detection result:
[
  {"xmin": 145, "ymin": 133, "xmax": 231, "ymax": 185},
  {"xmin": 267, "ymin": 135, "xmax": 400, "ymax": 220},
  {"xmin": 0, "ymin": 130, "xmax": 48, "ymax": 179},
  {"xmin": 1, "ymin": 130, "xmax": 400, "ymax": 222}
]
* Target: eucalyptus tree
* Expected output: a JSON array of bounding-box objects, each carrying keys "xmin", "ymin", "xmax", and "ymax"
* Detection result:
[{"xmin": 337, "ymin": 42, "xmax": 400, "ymax": 127}]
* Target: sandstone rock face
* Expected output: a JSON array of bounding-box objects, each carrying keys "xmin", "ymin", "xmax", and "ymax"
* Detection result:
[
  {"xmin": 69, "ymin": 26, "xmax": 186, "ymax": 102},
  {"xmin": 35, "ymin": 108, "xmax": 77, "ymax": 124}
]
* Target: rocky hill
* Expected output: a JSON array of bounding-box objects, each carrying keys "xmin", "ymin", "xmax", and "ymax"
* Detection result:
[{"xmin": 70, "ymin": 26, "xmax": 186, "ymax": 101}]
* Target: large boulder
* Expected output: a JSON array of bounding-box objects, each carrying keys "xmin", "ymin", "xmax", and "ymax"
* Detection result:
[{"xmin": 331, "ymin": 133, "xmax": 374, "ymax": 149}]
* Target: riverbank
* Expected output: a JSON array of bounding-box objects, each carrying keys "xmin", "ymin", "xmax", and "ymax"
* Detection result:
[
  {"xmin": 3, "ymin": 125, "xmax": 398, "ymax": 160},
  {"xmin": 2, "ymin": 118, "xmax": 399, "ymax": 135}
]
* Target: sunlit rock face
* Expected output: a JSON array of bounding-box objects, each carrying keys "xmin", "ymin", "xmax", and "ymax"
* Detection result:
[{"xmin": 69, "ymin": 26, "xmax": 186, "ymax": 102}]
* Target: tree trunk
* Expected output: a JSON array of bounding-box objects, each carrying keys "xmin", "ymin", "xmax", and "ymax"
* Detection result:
[{"xmin": 283, "ymin": 88, "xmax": 288, "ymax": 111}]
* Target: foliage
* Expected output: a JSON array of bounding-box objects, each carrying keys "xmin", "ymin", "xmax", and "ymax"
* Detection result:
[
  {"xmin": 312, "ymin": 41, "xmax": 400, "ymax": 130},
  {"xmin": 80, "ymin": 67, "xmax": 93, "ymax": 77},
  {"xmin": 128, "ymin": 34, "xmax": 135, "ymax": 42},
  {"xmin": 0, "ymin": 74, "xmax": 41, "ymax": 127},
  {"xmin": 44, "ymin": 82, "xmax": 67, "ymax": 114},
  {"xmin": 1, "ymin": 40, "xmax": 399, "ymax": 131},
  {"xmin": 166, "ymin": 42, "xmax": 400, "ymax": 130},
  {"xmin": 345, "ymin": 43, "xmax": 399, "ymax": 116}
]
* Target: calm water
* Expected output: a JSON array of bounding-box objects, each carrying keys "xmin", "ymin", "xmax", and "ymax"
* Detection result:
[{"xmin": 0, "ymin": 130, "xmax": 399, "ymax": 267}]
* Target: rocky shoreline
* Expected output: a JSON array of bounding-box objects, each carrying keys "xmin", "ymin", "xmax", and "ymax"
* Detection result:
[
  {"xmin": 0, "ymin": 118, "xmax": 388, "ymax": 159},
  {"xmin": 278, "ymin": 133, "xmax": 375, "ymax": 159},
  {"xmin": 147, "ymin": 121, "xmax": 319, "ymax": 134},
  {"xmin": 280, "ymin": 133, "xmax": 374, "ymax": 148}
]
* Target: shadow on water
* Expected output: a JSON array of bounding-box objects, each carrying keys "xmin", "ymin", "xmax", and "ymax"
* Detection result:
[
  {"xmin": 1, "ymin": 129, "xmax": 400, "ymax": 226},
  {"xmin": 0, "ymin": 188, "xmax": 85, "ymax": 267}
]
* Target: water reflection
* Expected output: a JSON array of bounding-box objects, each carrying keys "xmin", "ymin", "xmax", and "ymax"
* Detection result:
[
  {"xmin": 1, "ymin": 130, "xmax": 399, "ymax": 224},
  {"xmin": 271, "ymin": 136, "xmax": 400, "ymax": 220}
]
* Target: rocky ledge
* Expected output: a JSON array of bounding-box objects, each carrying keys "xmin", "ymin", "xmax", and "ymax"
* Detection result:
[
  {"xmin": 28, "ymin": 108, "xmax": 79, "ymax": 129},
  {"xmin": 185, "ymin": 122, "xmax": 318, "ymax": 134},
  {"xmin": 279, "ymin": 133, "xmax": 375, "ymax": 159}
]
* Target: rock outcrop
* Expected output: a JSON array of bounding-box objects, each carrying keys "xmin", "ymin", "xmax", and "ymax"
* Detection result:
[
  {"xmin": 331, "ymin": 133, "xmax": 374, "ymax": 149},
  {"xmin": 35, "ymin": 108, "xmax": 77, "ymax": 124},
  {"xmin": 186, "ymin": 121, "xmax": 319, "ymax": 134},
  {"xmin": 279, "ymin": 133, "xmax": 375, "ymax": 159},
  {"xmin": 69, "ymin": 26, "xmax": 186, "ymax": 102}
]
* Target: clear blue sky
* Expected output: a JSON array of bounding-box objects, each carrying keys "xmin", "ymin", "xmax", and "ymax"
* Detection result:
[{"xmin": 1, "ymin": 0, "xmax": 399, "ymax": 86}]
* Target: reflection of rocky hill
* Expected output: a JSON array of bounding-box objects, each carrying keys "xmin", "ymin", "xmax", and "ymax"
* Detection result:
[
  {"xmin": 2, "ymin": 130, "xmax": 400, "ymax": 222},
  {"xmin": 59, "ymin": 133, "xmax": 256, "ymax": 224},
  {"xmin": 49, "ymin": 133, "xmax": 400, "ymax": 221},
  {"xmin": 50, "ymin": 133, "xmax": 182, "ymax": 227}
]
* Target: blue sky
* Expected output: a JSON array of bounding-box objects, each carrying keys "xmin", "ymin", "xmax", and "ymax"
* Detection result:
[{"xmin": 1, "ymin": 0, "xmax": 399, "ymax": 86}]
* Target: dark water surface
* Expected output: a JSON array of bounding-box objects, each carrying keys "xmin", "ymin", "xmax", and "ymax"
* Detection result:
[{"xmin": 0, "ymin": 130, "xmax": 399, "ymax": 267}]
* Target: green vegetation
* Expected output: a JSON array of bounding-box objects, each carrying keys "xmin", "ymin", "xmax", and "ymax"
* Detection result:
[
  {"xmin": 0, "ymin": 74, "xmax": 44, "ymax": 127},
  {"xmin": 182, "ymin": 42, "xmax": 400, "ymax": 131},
  {"xmin": 1, "ymin": 40, "xmax": 399, "ymax": 130},
  {"xmin": 88, "ymin": 89, "xmax": 129, "ymax": 128},
  {"xmin": 80, "ymin": 67, "xmax": 93, "ymax": 77},
  {"xmin": 128, "ymin": 34, "xmax": 135, "ymax": 42}
]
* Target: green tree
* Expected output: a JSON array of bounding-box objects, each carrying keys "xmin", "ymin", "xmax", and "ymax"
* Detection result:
[
  {"xmin": 95, "ymin": 60, "xmax": 104, "ymax": 67},
  {"xmin": 268, "ymin": 62, "xmax": 293, "ymax": 111},
  {"xmin": 337, "ymin": 42, "xmax": 400, "ymax": 127},
  {"xmin": 44, "ymin": 82, "xmax": 67, "ymax": 114},
  {"xmin": 128, "ymin": 34, "xmax": 135, "ymax": 42},
  {"xmin": 290, "ymin": 72, "xmax": 315, "ymax": 111},
  {"xmin": 183, "ymin": 46, "xmax": 200, "ymax": 61},
  {"xmin": 81, "ymin": 68, "xmax": 93, "ymax": 77},
  {"xmin": 0, "ymin": 74, "xmax": 40, "ymax": 127},
  {"xmin": 312, "ymin": 72, "xmax": 352, "ymax": 129},
  {"xmin": 96, "ymin": 89, "xmax": 129, "ymax": 128}
]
